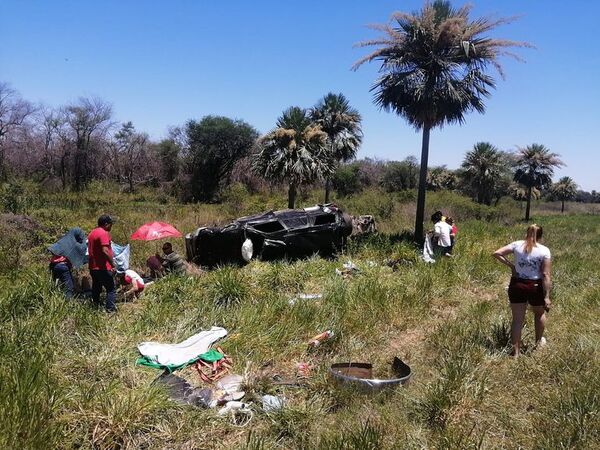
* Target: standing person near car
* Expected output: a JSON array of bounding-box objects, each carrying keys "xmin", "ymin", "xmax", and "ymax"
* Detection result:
[
  {"xmin": 88, "ymin": 215, "xmax": 117, "ymax": 312},
  {"xmin": 493, "ymin": 224, "xmax": 552, "ymax": 357}
]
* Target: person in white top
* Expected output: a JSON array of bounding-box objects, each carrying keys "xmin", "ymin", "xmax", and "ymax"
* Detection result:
[
  {"xmin": 431, "ymin": 211, "xmax": 453, "ymax": 257},
  {"xmin": 117, "ymin": 269, "xmax": 145, "ymax": 300},
  {"xmin": 493, "ymin": 224, "xmax": 552, "ymax": 357}
]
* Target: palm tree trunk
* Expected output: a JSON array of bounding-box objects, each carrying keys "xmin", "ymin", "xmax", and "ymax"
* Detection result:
[
  {"xmin": 324, "ymin": 178, "xmax": 331, "ymax": 204},
  {"xmin": 561, "ymin": 199, "xmax": 565, "ymax": 213},
  {"xmin": 525, "ymin": 186, "xmax": 532, "ymax": 221},
  {"xmin": 414, "ymin": 126, "xmax": 431, "ymax": 242},
  {"xmin": 288, "ymin": 183, "xmax": 297, "ymax": 209}
]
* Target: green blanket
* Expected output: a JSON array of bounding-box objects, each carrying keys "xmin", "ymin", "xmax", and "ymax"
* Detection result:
[{"xmin": 136, "ymin": 348, "xmax": 223, "ymax": 372}]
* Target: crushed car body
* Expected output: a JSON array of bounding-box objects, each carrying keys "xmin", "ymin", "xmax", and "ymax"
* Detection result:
[{"xmin": 185, "ymin": 204, "xmax": 354, "ymax": 267}]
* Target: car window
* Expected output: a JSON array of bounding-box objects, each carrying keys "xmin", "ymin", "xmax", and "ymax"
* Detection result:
[
  {"xmin": 251, "ymin": 220, "xmax": 285, "ymax": 233},
  {"xmin": 313, "ymin": 214, "xmax": 336, "ymax": 225}
]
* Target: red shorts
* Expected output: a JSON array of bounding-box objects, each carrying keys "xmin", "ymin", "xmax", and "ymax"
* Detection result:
[{"xmin": 508, "ymin": 277, "xmax": 544, "ymax": 306}]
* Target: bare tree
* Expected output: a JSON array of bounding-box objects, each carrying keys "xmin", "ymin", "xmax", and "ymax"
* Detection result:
[
  {"xmin": 63, "ymin": 97, "xmax": 113, "ymax": 190},
  {"xmin": 0, "ymin": 82, "xmax": 37, "ymax": 179},
  {"xmin": 111, "ymin": 121, "xmax": 151, "ymax": 192}
]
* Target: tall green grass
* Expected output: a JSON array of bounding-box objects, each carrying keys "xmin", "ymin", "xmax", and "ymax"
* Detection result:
[{"xmin": 1, "ymin": 186, "xmax": 599, "ymax": 449}]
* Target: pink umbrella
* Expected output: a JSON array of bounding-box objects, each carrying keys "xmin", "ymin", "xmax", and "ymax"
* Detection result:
[{"xmin": 131, "ymin": 222, "xmax": 182, "ymax": 241}]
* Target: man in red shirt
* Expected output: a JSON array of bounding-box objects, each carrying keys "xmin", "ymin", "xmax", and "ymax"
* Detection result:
[{"xmin": 88, "ymin": 215, "xmax": 117, "ymax": 312}]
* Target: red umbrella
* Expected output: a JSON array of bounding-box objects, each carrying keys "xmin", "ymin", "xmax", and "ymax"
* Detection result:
[{"xmin": 131, "ymin": 222, "xmax": 182, "ymax": 241}]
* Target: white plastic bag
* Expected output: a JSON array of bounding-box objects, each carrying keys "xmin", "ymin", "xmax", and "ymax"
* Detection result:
[{"xmin": 241, "ymin": 238, "xmax": 253, "ymax": 262}]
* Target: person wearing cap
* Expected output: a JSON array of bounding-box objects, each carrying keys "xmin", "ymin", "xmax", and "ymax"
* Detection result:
[{"xmin": 88, "ymin": 215, "xmax": 117, "ymax": 312}]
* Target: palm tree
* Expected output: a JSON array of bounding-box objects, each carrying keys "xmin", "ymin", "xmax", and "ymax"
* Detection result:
[
  {"xmin": 427, "ymin": 166, "xmax": 457, "ymax": 191},
  {"xmin": 513, "ymin": 144, "xmax": 564, "ymax": 220},
  {"xmin": 310, "ymin": 93, "xmax": 363, "ymax": 203},
  {"xmin": 550, "ymin": 176, "xmax": 578, "ymax": 213},
  {"xmin": 460, "ymin": 142, "xmax": 510, "ymax": 205},
  {"xmin": 509, "ymin": 182, "xmax": 540, "ymax": 210},
  {"xmin": 253, "ymin": 107, "xmax": 333, "ymax": 209},
  {"xmin": 353, "ymin": 0, "xmax": 529, "ymax": 240}
]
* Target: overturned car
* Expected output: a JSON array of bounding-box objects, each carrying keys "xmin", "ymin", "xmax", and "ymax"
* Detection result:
[{"xmin": 185, "ymin": 205, "xmax": 354, "ymax": 267}]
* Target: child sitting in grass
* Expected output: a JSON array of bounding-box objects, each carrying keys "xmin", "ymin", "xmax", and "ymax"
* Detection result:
[
  {"xmin": 446, "ymin": 217, "xmax": 457, "ymax": 254},
  {"xmin": 117, "ymin": 269, "xmax": 145, "ymax": 300}
]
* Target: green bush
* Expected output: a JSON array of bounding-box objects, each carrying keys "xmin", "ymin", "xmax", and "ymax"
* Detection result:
[{"xmin": 333, "ymin": 163, "xmax": 362, "ymax": 197}]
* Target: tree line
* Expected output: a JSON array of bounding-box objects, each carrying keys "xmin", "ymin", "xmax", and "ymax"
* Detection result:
[
  {"xmin": 3, "ymin": 1, "xmax": 596, "ymax": 237},
  {"xmin": 0, "ymin": 80, "xmax": 593, "ymax": 220}
]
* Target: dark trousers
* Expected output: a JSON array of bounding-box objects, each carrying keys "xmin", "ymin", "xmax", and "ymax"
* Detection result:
[
  {"xmin": 51, "ymin": 263, "xmax": 74, "ymax": 299},
  {"xmin": 91, "ymin": 269, "xmax": 116, "ymax": 312}
]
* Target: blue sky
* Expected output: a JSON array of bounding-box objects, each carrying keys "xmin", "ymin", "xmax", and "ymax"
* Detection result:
[{"xmin": 2, "ymin": 0, "xmax": 599, "ymax": 190}]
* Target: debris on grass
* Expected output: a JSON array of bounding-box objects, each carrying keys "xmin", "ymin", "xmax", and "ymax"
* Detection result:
[
  {"xmin": 329, "ymin": 357, "xmax": 412, "ymax": 392},
  {"xmin": 288, "ymin": 293, "xmax": 323, "ymax": 305},
  {"xmin": 261, "ymin": 394, "xmax": 285, "ymax": 412},
  {"xmin": 307, "ymin": 330, "xmax": 334, "ymax": 348}
]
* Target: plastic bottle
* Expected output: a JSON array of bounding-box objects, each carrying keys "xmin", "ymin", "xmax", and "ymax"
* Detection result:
[{"xmin": 308, "ymin": 330, "xmax": 334, "ymax": 347}]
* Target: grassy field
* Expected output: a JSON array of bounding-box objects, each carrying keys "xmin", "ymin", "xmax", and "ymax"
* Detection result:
[{"xmin": 1, "ymin": 184, "xmax": 599, "ymax": 449}]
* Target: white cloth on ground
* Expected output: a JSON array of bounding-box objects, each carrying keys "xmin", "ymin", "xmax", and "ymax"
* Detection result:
[
  {"xmin": 137, "ymin": 326, "xmax": 228, "ymax": 367},
  {"xmin": 422, "ymin": 233, "xmax": 435, "ymax": 263}
]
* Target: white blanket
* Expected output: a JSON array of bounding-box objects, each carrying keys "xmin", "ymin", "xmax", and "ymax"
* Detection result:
[
  {"xmin": 422, "ymin": 233, "xmax": 436, "ymax": 263},
  {"xmin": 137, "ymin": 326, "xmax": 228, "ymax": 367}
]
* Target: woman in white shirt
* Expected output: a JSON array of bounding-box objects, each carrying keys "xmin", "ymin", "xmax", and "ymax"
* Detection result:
[{"xmin": 493, "ymin": 224, "xmax": 552, "ymax": 357}]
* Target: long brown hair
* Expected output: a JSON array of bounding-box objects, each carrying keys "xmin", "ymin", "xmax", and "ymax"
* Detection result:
[{"xmin": 524, "ymin": 224, "xmax": 543, "ymax": 253}]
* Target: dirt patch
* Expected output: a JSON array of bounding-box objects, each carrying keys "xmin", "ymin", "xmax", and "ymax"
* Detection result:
[{"xmin": 0, "ymin": 213, "xmax": 42, "ymax": 235}]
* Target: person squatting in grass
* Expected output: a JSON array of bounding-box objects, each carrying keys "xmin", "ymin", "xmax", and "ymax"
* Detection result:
[
  {"xmin": 446, "ymin": 217, "xmax": 457, "ymax": 254},
  {"xmin": 493, "ymin": 224, "xmax": 552, "ymax": 357},
  {"xmin": 431, "ymin": 211, "xmax": 453, "ymax": 257},
  {"xmin": 157, "ymin": 242, "xmax": 186, "ymax": 276},
  {"xmin": 48, "ymin": 227, "xmax": 88, "ymax": 299},
  {"xmin": 117, "ymin": 268, "xmax": 145, "ymax": 300},
  {"xmin": 88, "ymin": 215, "xmax": 117, "ymax": 312}
]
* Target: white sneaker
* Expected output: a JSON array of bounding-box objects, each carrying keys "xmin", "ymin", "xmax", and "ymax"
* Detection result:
[{"xmin": 537, "ymin": 337, "xmax": 547, "ymax": 348}]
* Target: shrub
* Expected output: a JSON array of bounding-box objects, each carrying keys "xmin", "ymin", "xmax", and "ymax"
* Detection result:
[
  {"xmin": 332, "ymin": 163, "xmax": 362, "ymax": 197},
  {"xmin": 1, "ymin": 181, "xmax": 25, "ymax": 213}
]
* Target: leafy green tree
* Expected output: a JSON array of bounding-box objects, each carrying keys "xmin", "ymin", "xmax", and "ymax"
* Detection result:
[
  {"xmin": 333, "ymin": 163, "xmax": 362, "ymax": 197},
  {"xmin": 310, "ymin": 93, "xmax": 363, "ymax": 203},
  {"xmin": 513, "ymin": 144, "xmax": 564, "ymax": 220},
  {"xmin": 186, "ymin": 116, "xmax": 258, "ymax": 202},
  {"xmin": 381, "ymin": 156, "xmax": 419, "ymax": 192},
  {"xmin": 460, "ymin": 142, "xmax": 511, "ymax": 205},
  {"xmin": 155, "ymin": 139, "xmax": 181, "ymax": 181},
  {"xmin": 550, "ymin": 176, "xmax": 578, "ymax": 213},
  {"xmin": 426, "ymin": 166, "xmax": 457, "ymax": 191},
  {"xmin": 253, "ymin": 107, "xmax": 332, "ymax": 208},
  {"xmin": 353, "ymin": 0, "xmax": 528, "ymax": 240}
]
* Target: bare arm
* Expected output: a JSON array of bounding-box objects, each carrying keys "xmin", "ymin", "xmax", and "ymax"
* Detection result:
[
  {"xmin": 102, "ymin": 245, "xmax": 115, "ymax": 269},
  {"xmin": 541, "ymin": 258, "xmax": 552, "ymax": 307},
  {"xmin": 492, "ymin": 244, "xmax": 517, "ymax": 277}
]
